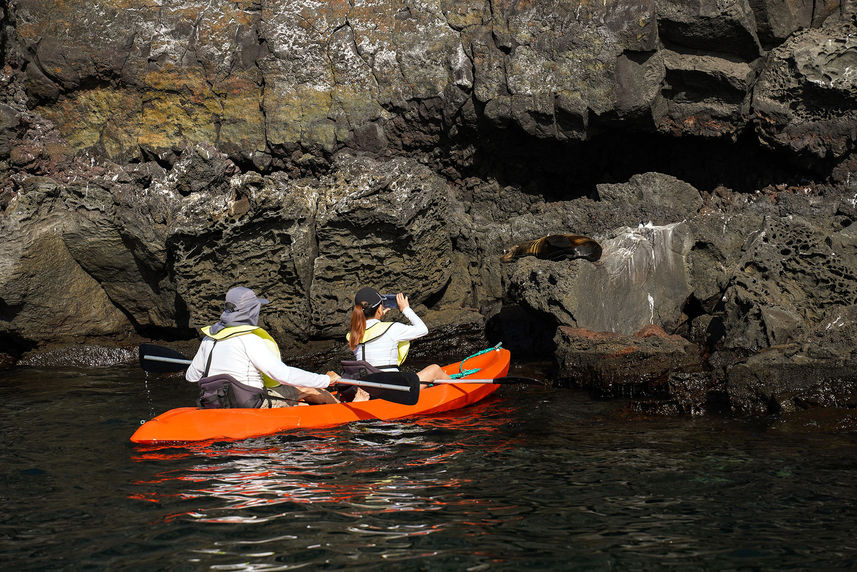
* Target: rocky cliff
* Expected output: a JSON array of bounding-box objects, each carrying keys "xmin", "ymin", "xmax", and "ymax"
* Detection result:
[{"xmin": 2, "ymin": 1, "xmax": 857, "ymax": 423}]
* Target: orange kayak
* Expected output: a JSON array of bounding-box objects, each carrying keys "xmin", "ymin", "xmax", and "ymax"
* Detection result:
[{"xmin": 131, "ymin": 347, "xmax": 511, "ymax": 444}]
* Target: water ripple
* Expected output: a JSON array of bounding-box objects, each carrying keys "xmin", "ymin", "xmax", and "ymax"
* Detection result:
[{"xmin": 4, "ymin": 368, "xmax": 857, "ymax": 569}]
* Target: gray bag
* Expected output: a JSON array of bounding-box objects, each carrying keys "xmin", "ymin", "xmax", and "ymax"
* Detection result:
[{"xmin": 197, "ymin": 374, "xmax": 268, "ymax": 409}]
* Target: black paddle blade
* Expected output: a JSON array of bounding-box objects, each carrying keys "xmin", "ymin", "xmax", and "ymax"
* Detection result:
[
  {"xmin": 139, "ymin": 343, "xmax": 192, "ymax": 373},
  {"xmin": 363, "ymin": 372, "xmax": 421, "ymax": 406}
]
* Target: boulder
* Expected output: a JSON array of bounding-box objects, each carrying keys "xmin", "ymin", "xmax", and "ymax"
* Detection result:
[
  {"xmin": 310, "ymin": 155, "xmax": 454, "ymax": 337},
  {"xmin": 656, "ymin": 0, "xmax": 763, "ymax": 60},
  {"xmin": 750, "ymin": 0, "xmax": 841, "ymax": 46},
  {"xmin": 0, "ymin": 103, "xmax": 19, "ymax": 158},
  {"xmin": 507, "ymin": 221, "xmax": 695, "ymax": 335},
  {"xmin": 724, "ymin": 304, "xmax": 857, "ymax": 414},
  {"xmin": 727, "ymin": 348, "xmax": 857, "ymax": 415},
  {"xmin": 554, "ymin": 324, "xmax": 703, "ymax": 396},
  {"xmin": 595, "ymin": 172, "xmax": 705, "ymax": 225},
  {"xmin": 753, "ymin": 18, "xmax": 857, "ymax": 158},
  {"xmin": 0, "ymin": 180, "xmax": 134, "ymax": 346}
]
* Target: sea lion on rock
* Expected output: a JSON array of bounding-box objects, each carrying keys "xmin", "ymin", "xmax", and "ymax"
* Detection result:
[{"xmin": 501, "ymin": 234, "xmax": 602, "ymax": 263}]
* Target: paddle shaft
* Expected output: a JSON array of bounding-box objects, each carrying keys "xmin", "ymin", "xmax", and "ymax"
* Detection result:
[
  {"xmin": 430, "ymin": 376, "xmax": 542, "ymax": 385},
  {"xmin": 140, "ymin": 353, "xmax": 410, "ymax": 392},
  {"xmin": 143, "ymin": 355, "xmax": 193, "ymax": 366},
  {"xmin": 142, "ymin": 353, "xmax": 535, "ymax": 387},
  {"xmin": 335, "ymin": 378, "xmax": 410, "ymax": 392},
  {"xmin": 432, "ymin": 379, "xmax": 501, "ymax": 384}
]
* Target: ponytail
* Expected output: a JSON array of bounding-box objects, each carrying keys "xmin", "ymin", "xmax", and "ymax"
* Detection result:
[{"xmin": 349, "ymin": 304, "xmax": 375, "ymax": 350}]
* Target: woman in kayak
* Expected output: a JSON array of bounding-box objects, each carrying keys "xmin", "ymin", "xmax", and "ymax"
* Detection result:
[
  {"xmin": 186, "ymin": 286, "xmax": 340, "ymax": 407},
  {"xmin": 346, "ymin": 287, "xmax": 450, "ymax": 396}
]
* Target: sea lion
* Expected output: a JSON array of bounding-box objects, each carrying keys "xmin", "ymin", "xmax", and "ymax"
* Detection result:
[{"xmin": 501, "ymin": 234, "xmax": 602, "ymax": 263}]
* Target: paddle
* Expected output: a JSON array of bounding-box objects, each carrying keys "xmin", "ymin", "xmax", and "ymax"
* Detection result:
[
  {"xmin": 429, "ymin": 376, "xmax": 545, "ymax": 385},
  {"xmin": 350, "ymin": 371, "xmax": 544, "ymax": 406},
  {"xmin": 138, "ymin": 343, "xmax": 421, "ymax": 405},
  {"xmin": 359, "ymin": 372, "xmax": 421, "ymax": 405},
  {"xmin": 139, "ymin": 343, "xmax": 194, "ymax": 373},
  {"xmin": 360, "ymin": 373, "xmax": 545, "ymax": 386}
]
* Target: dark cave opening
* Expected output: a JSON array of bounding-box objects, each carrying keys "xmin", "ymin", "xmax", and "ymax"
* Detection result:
[
  {"xmin": 486, "ymin": 304, "xmax": 559, "ymax": 360},
  {"xmin": 449, "ymin": 123, "xmax": 835, "ymax": 200},
  {"xmin": 0, "ymin": 329, "xmax": 36, "ymax": 363}
]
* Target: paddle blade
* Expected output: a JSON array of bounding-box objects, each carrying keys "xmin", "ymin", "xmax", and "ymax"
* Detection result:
[
  {"xmin": 139, "ymin": 343, "xmax": 192, "ymax": 373},
  {"xmin": 363, "ymin": 372, "xmax": 421, "ymax": 406}
]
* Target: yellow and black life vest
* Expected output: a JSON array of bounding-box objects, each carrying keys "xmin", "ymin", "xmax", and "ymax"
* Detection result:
[
  {"xmin": 201, "ymin": 325, "xmax": 281, "ymax": 388},
  {"xmin": 346, "ymin": 321, "xmax": 410, "ymax": 366}
]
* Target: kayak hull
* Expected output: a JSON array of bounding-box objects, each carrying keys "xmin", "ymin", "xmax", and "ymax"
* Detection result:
[{"xmin": 131, "ymin": 347, "xmax": 510, "ymax": 444}]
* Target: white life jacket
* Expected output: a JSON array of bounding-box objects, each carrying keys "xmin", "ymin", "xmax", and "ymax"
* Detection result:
[{"xmin": 345, "ymin": 321, "xmax": 410, "ymax": 367}]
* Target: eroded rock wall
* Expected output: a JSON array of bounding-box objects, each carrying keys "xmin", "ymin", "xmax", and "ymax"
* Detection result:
[
  {"xmin": 2, "ymin": 1, "xmax": 857, "ymax": 422},
  {"xmin": 3, "ymin": 1, "xmax": 853, "ymax": 167}
]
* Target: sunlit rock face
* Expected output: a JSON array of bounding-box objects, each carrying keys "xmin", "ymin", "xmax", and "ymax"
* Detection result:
[
  {"xmin": 3, "ymin": 0, "xmax": 857, "ymax": 422},
  {"xmin": 507, "ymin": 222, "xmax": 694, "ymax": 335},
  {"xmin": 6, "ymin": 0, "xmax": 851, "ymax": 164}
]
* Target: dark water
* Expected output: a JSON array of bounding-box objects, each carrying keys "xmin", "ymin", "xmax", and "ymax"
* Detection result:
[{"xmin": 3, "ymin": 363, "xmax": 857, "ymax": 570}]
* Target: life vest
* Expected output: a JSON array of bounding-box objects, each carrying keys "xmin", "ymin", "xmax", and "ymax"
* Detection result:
[
  {"xmin": 346, "ymin": 321, "xmax": 410, "ymax": 366},
  {"xmin": 201, "ymin": 325, "xmax": 281, "ymax": 388}
]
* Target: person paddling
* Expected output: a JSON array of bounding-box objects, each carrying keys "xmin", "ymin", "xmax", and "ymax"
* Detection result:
[
  {"xmin": 186, "ymin": 286, "xmax": 340, "ymax": 407},
  {"xmin": 343, "ymin": 287, "xmax": 449, "ymax": 400}
]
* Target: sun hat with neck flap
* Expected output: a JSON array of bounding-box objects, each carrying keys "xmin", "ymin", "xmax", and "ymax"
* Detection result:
[{"xmin": 209, "ymin": 286, "xmax": 269, "ymax": 334}]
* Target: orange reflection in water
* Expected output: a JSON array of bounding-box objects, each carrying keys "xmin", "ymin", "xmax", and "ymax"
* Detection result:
[{"xmin": 129, "ymin": 399, "xmax": 526, "ymax": 527}]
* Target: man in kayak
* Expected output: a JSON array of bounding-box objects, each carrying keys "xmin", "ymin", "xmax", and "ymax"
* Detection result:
[
  {"xmin": 186, "ymin": 286, "xmax": 340, "ymax": 406},
  {"xmin": 343, "ymin": 286, "xmax": 450, "ymax": 400}
]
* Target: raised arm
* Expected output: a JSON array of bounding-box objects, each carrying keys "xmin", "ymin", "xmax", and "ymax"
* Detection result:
[{"xmin": 388, "ymin": 293, "xmax": 428, "ymax": 341}]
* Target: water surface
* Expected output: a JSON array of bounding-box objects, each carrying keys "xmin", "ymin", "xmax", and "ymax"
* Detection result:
[{"xmin": 2, "ymin": 364, "xmax": 857, "ymax": 569}]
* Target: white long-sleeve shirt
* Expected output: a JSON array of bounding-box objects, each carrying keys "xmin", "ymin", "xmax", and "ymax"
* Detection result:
[
  {"xmin": 185, "ymin": 334, "xmax": 330, "ymax": 389},
  {"xmin": 354, "ymin": 307, "xmax": 429, "ymax": 370}
]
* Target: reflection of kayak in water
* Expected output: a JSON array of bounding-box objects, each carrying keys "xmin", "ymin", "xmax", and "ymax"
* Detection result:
[{"xmin": 131, "ymin": 347, "xmax": 511, "ymax": 445}]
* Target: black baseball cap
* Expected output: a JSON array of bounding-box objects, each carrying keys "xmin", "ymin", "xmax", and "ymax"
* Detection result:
[{"xmin": 355, "ymin": 286, "xmax": 383, "ymax": 309}]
